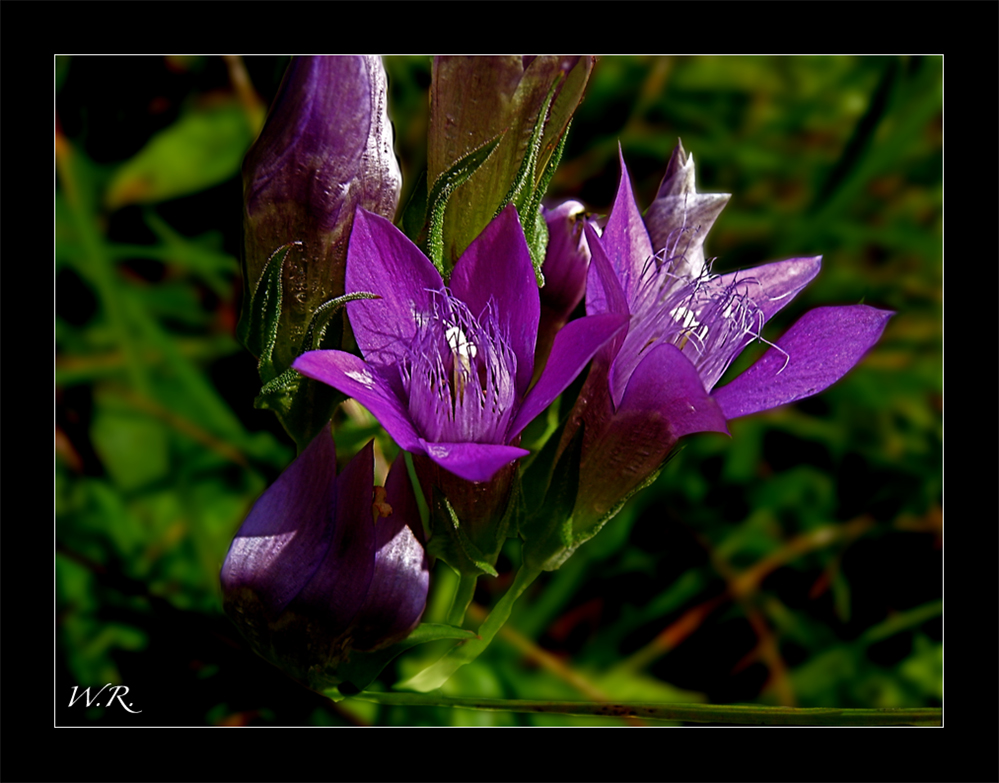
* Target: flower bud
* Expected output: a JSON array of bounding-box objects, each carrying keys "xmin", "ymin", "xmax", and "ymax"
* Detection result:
[
  {"xmin": 428, "ymin": 56, "xmax": 593, "ymax": 270},
  {"xmin": 536, "ymin": 200, "xmax": 592, "ymax": 373},
  {"xmin": 220, "ymin": 426, "xmax": 428, "ymax": 687},
  {"xmin": 241, "ymin": 56, "xmax": 402, "ymax": 374}
]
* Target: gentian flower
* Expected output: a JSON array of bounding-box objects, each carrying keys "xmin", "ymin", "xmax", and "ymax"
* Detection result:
[
  {"xmin": 292, "ymin": 204, "xmax": 627, "ymax": 484},
  {"xmin": 241, "ymin": 55, "xmax": 401, "ymax": 375},
  {"xmin": 567, "ymin": 144, "xmax": 893, "ymax": 533},
  {"xmin": 220, "ymin": 426, "xmax": 428, "ymax": 684}
]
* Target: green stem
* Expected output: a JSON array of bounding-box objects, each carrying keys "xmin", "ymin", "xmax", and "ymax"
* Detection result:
[
  {"xmin": 397, "ymin": 564, "xmax": 543, "ymax": 692},
  {"xmin": 349, "ymin": 691, "xmax": 941, "ymax": 726},
  {"xmin": 446, "ymin": 572, "xmax": 479, "ymax": 627}
]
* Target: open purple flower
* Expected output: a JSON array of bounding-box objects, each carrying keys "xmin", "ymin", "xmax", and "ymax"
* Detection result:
[
  {"xmin": 293, "ymin": 205, "xmax": 627, "ymax": 483},
  {"xmin": 568, "ymin": 145, "xmax": 893, "ymax": 530},
  {"xmin": 220, "ymin": 426, "xmax": 428, "ymax": 682}
]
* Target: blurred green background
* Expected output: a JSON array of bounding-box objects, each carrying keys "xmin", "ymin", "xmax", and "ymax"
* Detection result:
[{"xmin": 56, "ymin": 55, "xmax": 941, "ymax": 725}]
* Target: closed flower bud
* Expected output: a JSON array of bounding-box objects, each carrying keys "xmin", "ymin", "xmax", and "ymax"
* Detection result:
[
  {"xmin": 241, "ymin": 56, "xmax": 402, "ymax": 374},
  {"xmin": 220, "ymin": 426, "xmax": 428, "ymax": 687}
]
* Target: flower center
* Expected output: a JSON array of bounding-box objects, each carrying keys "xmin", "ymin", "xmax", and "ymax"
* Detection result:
[
  {"xmin": 616, "ymin": 227, "xmax": 783, "ymax": 395},
  {"xmin": 402, "ymin": 290, "xmax": 517, "ymax": 444}
]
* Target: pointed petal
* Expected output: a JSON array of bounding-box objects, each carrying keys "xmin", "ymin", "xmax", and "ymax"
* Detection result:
[
  {"xmin": 449, "ymin": 205, "xmax": 540, "ymax": 398},
  {"xmin": 293, "ymin": 350, "xmax": 423, "ymax": 453},
  {"xmin": 220, "ymin": 424, "xmax": 338, "ymax": 620},
  {"xmin": 582, "ymin": 223, "xmax": 640, "ymax": 407},
  {"xmin": 600, "ymin": 148, "xmax": 654, "ymax": 304},
  {"xmin": 711, "ymin": 256, "xmax": 822, "ymax": 325},
  {"xmin": 290, "ymin": 441, "xmax": 377, "ymax": 637},
  {"xmin": 509, "ymin": 312, "xmax": 629, "ymax": 440},
  {"xmin": 418, "ymin": 439, "xmax": 530, "ymax": 483},
  {"xmin": 713, "ymin": 305, "xmax": 893, "ymax": 419},
  {"xmin": 350, "ymin": 456, "xmax": 430, "ymax": 650},
  {"xmin": 697, "ymin": 256, "xmax": 823, "ymax": 391},
  {"xmin": 583, "ymin": 222, "xmax": 631, "ymax": 320},
  {"xmin": 645, "ymin": 141, "xmax": 730, "ymax": 279},
  {"xmin": 345, "ymin": 209, "xmax": 445, "ymax": 367}
]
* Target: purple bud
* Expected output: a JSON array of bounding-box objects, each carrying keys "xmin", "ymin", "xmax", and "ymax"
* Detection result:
[
  {"xmin": 220, "ymin": 426, "xmax": 428, "ymax": 684},
  {"xmin": 242, "ymin": 56, "xmax": 402, "ymax": 372}
]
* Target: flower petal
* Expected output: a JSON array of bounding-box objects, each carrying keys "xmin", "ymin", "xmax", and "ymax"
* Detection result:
[
  {"xmin": 345, "ymin": 208, "xmax": 445, "ymax": 367},
  {"xmin": 534, "ymin": 201, "xmax": 592, "ymax": 374},
  {"xmin": 599, "ymin": 148, "xmax": 654, "ymax": 305},
  {"xmin": 509, "ymin": 312, "xmax": 629, "ymax": 440},
  {"xmin": 418, "ymin": 439, "xmax": 530, "ymax": 483},
  {"xmin": 220, "ymin": 424, "xmax": 339, "ymax": 621},
  {"xmin": 350, "ymin": 455, "xmax": 430, "ymax": 650},
  {"xmin": 582, "ymin": 222, "xmax": 642, "ymax": 406},
  {"xmin": 712, "ymin": 305, "xmax": 893, "ymax": 419},
  {"xmin": 583, "ymin": 222, "xmax": 631, "ymax": 320},
  {"xmin": 293, "ymin": 350, "xmax": 423, "ymax": 453},
  {"xmin": 619, "ymin": 342, "xmax": 729, "ymax": 440},
  {"xmin": 289, "ymin": 440, "xmax": 377, "ymax": 637},
  {"xmin": 645, "ymin": 141, "xmax": 730, "ymax": 280},
  {"xmin": 448, "ymin": 205, "xmax": 540, "ymax": 399},
  {"xmin": 695, "ymin": 256, "xmax": 823, "ymax": 391},
  {"xmin": 541, "ymin": 200, "xmax": 591, "ymax": 318}
]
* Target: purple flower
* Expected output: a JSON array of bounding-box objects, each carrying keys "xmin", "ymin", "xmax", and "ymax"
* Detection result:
[
  {"xmin": 293, "ymin": 205, "xmax": 627, "ymax": 483},
  {"xmin": 220, "ymin": 426, "xmax": 428, "ymax": 680},
  {"xmin": 569, "ymin": 145, "xmax": 893, "ymax": 529},
  {"xmin": 242, "ymin": 55, "xmax": 401, "ymax": 373}
]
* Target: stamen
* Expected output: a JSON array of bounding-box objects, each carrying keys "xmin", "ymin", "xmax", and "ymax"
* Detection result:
[
  {"xmin": 615, "ymin": 222, "xmax": 793, "ymax": 394},
  {"xmin": 400, "ymin": 288, "xmax": 517, "ymax": 444}
]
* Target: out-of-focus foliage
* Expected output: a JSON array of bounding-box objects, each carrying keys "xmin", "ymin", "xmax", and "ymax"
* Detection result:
[{"xmin": 56, "ymin": 55, "xmax": 940, "ymax": 725}]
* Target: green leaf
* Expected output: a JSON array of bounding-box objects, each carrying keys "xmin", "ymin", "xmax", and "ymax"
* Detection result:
[
  {"xmin": 90, "ymin": 394, "xmax": 170, "ymax": 492},
  {"xmin": 105, "ymin": 101, "xmax": 254, "ymax": 210}
]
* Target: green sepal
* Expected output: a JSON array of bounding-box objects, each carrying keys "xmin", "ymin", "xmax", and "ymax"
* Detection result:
[
  {"xmin": 316, "ymin": 623, "xmax": 479, "ymax": 701},
  {"xmin": 425, "ymin": 494, "xmax": 500, "ymax": 578},
  {"xmin": 302, "ymin": 291, "xmax": 380, "ymax": 354},
  {"xmin": 425, "ymin": 133, "xmax": 504, "ymax": 278},
  {"xmin": 254, "ymin": 291, "xmax": 377, "ymax": 451},
  {"xmin": 521, "ymin": 421, "xmax": 585, "ymax": 572},
  {"xmin": 494, "ymin": 81, "xmax": 571, "ymax": 284},
  {"xmin": 238, "ymin": 241, "xmax": 300, "ymax": 383},
  {"xmin": 254, "ymin": 368, "xmax": 344, "ymax": 453}
]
